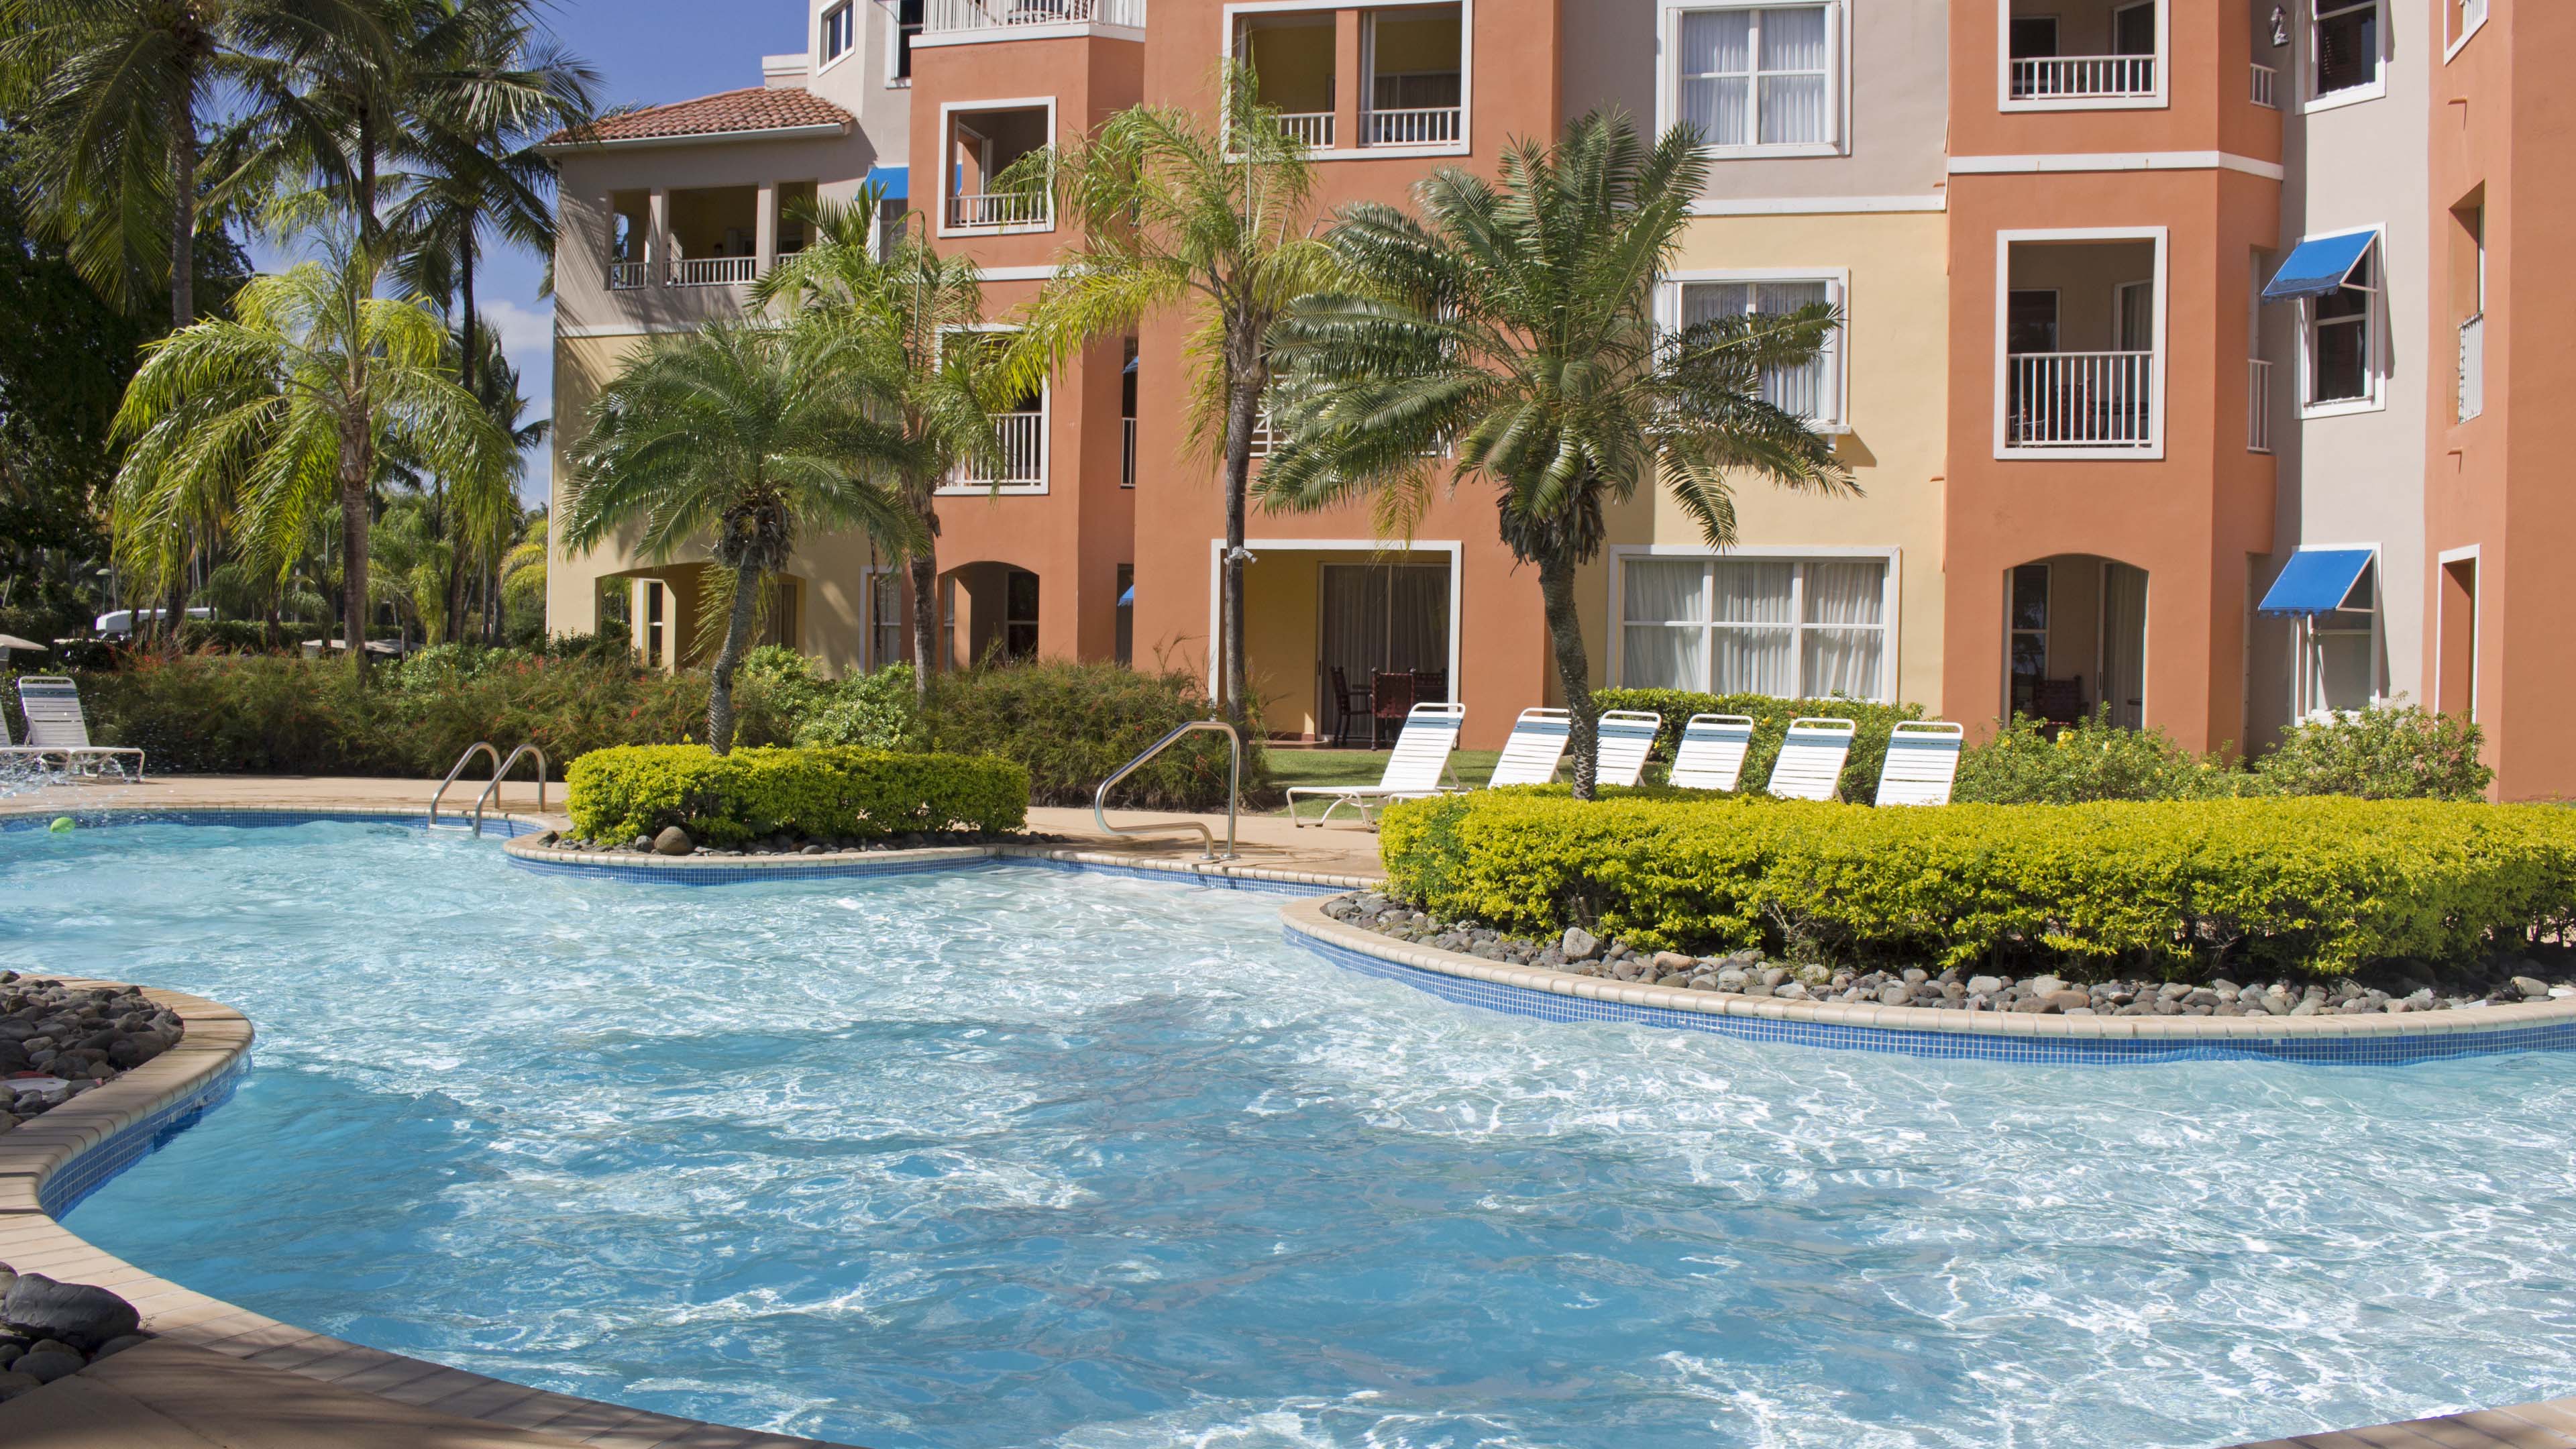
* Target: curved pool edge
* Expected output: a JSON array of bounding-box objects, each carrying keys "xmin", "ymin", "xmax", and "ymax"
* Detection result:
[
  {"xmin": 1279, "ymin": 896, "xmax": 2576, "ymax": 1067},
  {"xmin": 506, "ymin": 831, "xmax": 1379, "ymax": 894}
]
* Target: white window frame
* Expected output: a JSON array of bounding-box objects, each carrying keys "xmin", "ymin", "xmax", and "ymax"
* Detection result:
[
  {"xmin": 1993, "ymin": 0, "xmax": 2170, "ymax": 113},
  {"xmin": 1220, "ymin": 0, "xmax": 1475, "ymax": 161},
  {"xmin": 2443, "ymin": 0, "xmax": 2487, "ymax": 62},
  {"xmin": 2296, "ymin": 223, "xmax": 2386, "ymax": 419},
  {"xmin": 934, "ymin": 97, "xmax": 1058, "ymax": 239},
  {"xmin": 2290, "ymin": 543, "xmax": 2381, "ymax": 720},
  {"xmin": 2306, "ymin": 0, "xmax": 2387, "ymax": 113},
  {"xmin": 1991, "ymin": 225, "xmax": 2169, "ymax": 461},
  {"xmin": 1607, "ymin": 545, "xmax": 1900, "ymax": 702},
  {"xmin": 936, "ymin": 323, "xmax": 1051, "ymax": 495},
  {"xmin": 1209, "ymin": 539, "xmax": 1465, "ymax": 702},
  {"xmin": 1658, "ymin": 0, "xmax": 1847, "ymax": 158},
  {"xmin": 1660, "ymin": 268, "xmax": 1851, "ymax": 432},
  {"xmin": 862, "ymin": 563, "xmax": 906, "ymax": 671},
  {"xmin": 819, "ymin": 1, "xmax": 856, "ymax": 70},
  {"xmin": 885, "ymin": 0, "xmax": 923, "ymax": 87}
]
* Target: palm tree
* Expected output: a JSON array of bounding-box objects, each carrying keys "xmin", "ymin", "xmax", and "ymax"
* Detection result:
[
  {"xmin": 109, "ymin": 238, "xmax": 513, "ymax": 666},
  {"xmin": 752, "ymin": 193, "xmax": 1001, "ymax": 704},
  {"xmin": 561, "ymin": 321, "xmax": 921, "ymax": 754},
  {"xmin": 1260, "ymin": 113, "xmax": 1856, "ymax": 797},
  {"xmin": 1003, "ymin": 62, "xmax": 1339, "ymax": 723}
]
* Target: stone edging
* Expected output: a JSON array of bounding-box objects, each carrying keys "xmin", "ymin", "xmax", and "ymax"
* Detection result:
[
  {"xmin": 1279, "ymin": 897, "xmax": 2576, "ymax": 1065},
  {"xmin": 504, "ymin": 834, "xmax": 1381, "ymax": 894}
]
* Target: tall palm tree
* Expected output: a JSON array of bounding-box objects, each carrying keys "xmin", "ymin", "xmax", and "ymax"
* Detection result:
[
  {"xmin": 465, "ymin": 342, "xmax": 547, "ymax": 643},
  {"xmin": 1260, "ymin": 113, "xmax": 1856, "ymax": 797},
  {"xmin": 109, "ymin": 238, "xmax": 513, "ymax": 666},
  {"xmin": 1003, "ymin": 62, "xmax": 1339, "ymax": 723},
  {"xmin": 752, "ymin": 193, "xmax": 1001, "ymax": 703},
  {"xmin": 561, "ymin": 321, "xmax": 921, "ymax": 754}
]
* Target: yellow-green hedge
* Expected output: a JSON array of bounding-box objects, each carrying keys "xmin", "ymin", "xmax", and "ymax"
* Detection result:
[
  {"xmin": 567, "ymin": 745, "xmax": 1028, "ymax": 847},
  {"xmin": 1380, "ymin": 790, "xmax": 2576, "ymax": 977}
]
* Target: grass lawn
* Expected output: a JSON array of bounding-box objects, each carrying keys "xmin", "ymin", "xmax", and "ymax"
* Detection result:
[{"xmin": 1263, "ymin": 747, "xmax": 1506, "ymax": 818}]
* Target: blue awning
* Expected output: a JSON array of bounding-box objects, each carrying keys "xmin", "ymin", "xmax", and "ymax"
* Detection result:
[
  {"xmin": 864, "ymin": 164, "xmax": 908, "ymax": 201},
  {"xmin": 2262, "ymin": 230, "xmax": 2377, "ymax": 302},
  {"xmin": 2259, "ymin": 548, "xmax": 2375, "ymax": 616},
  {"xmin": 1118, "ymin": 585, "xmax": 1134, "ymax": 607}
]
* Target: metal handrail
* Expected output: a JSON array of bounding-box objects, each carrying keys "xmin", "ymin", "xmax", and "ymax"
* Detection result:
[
  {"xmin": 470, "ymin": 743, "xmax": 550, "ymax": 837},
  {"xmin": 428, "ymin": 742, "xmax": 502, "ymax": 830},
  {"xmin": 1093, "ymin": 718, "xmax": 1241, "ymax": 862}
]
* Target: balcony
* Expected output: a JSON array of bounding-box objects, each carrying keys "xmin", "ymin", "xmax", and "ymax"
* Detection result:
[
  {"xmin": 2000, "ymin": 237, "xmax": 2159, "ymax": 454},
  {"xmin": 948, "ymin": 190, "xmax": 1050, "ymax": 229},
  {"xmin": 923, "ymin": 0, "xmax": 1143, "ymax": 32},
  {"xmin": 667, "ymin": 256, "xmax": 757, "ymax": 287},
  {"xmin": 1121, "ymin": 417, "xmax": 1136, "ymax": 488},
  {"xmin": 945, "ymin": 105, "xmax": 1053, "ymax": 233},
  {"xmin": 2004, "ymin": 0, "xmax": 2160, "ymax": 107},
  {"xmin": 1275, "ymin": 112, "xmax": 1335, "ymax": 148},
  {"xmin": 606, "ymin": 262, "xmax": 648, "ymax": 291},
  {"xmin": 2250, "ymin": 61, "xmax": 2279, "ymax": 108},
  {"xmin": 2006, "ymin": 352, "xmax": 2153, "ymax": 448},
  {"xmin": 1365, "ymin": 6, "xmax": 1462, "ymax": 148},
  {"xmin": 957, "ymin": 411, "xmax": 1046, "ymax": 487},
  {"xmin": 1365, "ymin": 106, "xmax": 1462, "ymax": 146},
  {"xmin": 2457, "ymin": 314, "xmax": 2483, "ymax": 421},
  {"xmin": 2010, "ymin": 54, "xmax": 2155, "ymax": 101},
  {"xmin": 2247, "ymin": 359, "xmax": 2273, "ymax": 452}
]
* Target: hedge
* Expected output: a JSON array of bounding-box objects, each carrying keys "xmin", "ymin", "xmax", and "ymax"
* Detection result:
[
  {"xmin": 1379, "ymin": 790, "xmax": 2576, "ymax": 979},
  {"xmin": 1590, "ymin": 689, "xmax": 1924, "ymax": 804},
  {"xmin": 567, "ymin": 745, "xmax": 1028, "ymax": 847},
  {"xmin": 924, "ymin": 659, "xmax": 1274, "ymax": 810}
]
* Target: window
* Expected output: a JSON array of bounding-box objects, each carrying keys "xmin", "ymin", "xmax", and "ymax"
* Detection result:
[
  {"xmin": 1114, "ymin": 564, "xmax": 1134, "ymax": 667},
  {"xmin": 2008, "ymin": 563, "xmax": 2048, "ymax": 716},
  {"xmin": 1004, "ymin": 569, "xmax": 1040, "ymax": 661},
  {"xmin": 2006, "ymin": 15, "xmax": 2057, "ymax": 58},
  {"xmin": 1619, "ymin": 555, "xmax": 1888, "ymax": 699},
  {"xmin": 2308, "ymin": 246, "xmax": 2376, "ymax": 406},
  {"xmin": 1673, "ymin": 5, "xmax": 1835, "ymax": 151},
  {"xmin": 822, "ymin": 2, "xmax": 855, "ymax": 64},
  {"xmin": 1677, "ymin": 277, "xmax": 1841, "ymax": 426},
  {"xmin": 2113, "ymin": 1, "xmax": 2156, "ymax": 55},
  {"xmin": 869, "ymin": 572, "xmax": 904, "ymax": 669},
  {"xmin": 2314, "ymin": 0, "xmax": 2379, "ymax": 99},
  {"xmin": 643, "ymin": 580, "xmax": 666, "ymax": 666},
  {"xmin": 2304, "ymin": 562, "xmax": 2378, "ymax": 716},
  {"xmin": 893, "ymin": 0, "xmax": 922, "ymax": 83},
  {"xmin": 2448, "ymin": 0, "xmax": 2487, "ymax": 51}
]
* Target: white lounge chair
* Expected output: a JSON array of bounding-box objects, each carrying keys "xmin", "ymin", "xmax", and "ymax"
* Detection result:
[
  {"xmin": 1762, "ymin": 716, "xmax": 1856, "ymax": 801},
  {"xmin": 13, "ymin": 676, "xmax": 144, "ymax": 781},
  {"xmin": 1485, "ymin": 708, "xmax": 1571, "ymax": 787},
  {"xmin": 1875, "ymin": 720, "xmax": 1966, "ymax": 806},
  {"xmin": 1287, "ymin": 701, "xmax": 1463, "ymax": 827},
  {"xmin": 1668, "ymin": 713, "xmax": 1756, "ymax": 792},
  {"xmin": 1594, "ymin": 709, "xmax": 1666, "ymax": 788}
]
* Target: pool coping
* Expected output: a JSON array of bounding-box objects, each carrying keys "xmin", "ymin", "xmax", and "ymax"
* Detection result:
[
  {"xmin": 502, "ymin": 832, "xmax": 1379, "ymax": 894},
  {"xmin": 1278, "ymin": 896, "xmax": 2576, "ymax": 1065}
]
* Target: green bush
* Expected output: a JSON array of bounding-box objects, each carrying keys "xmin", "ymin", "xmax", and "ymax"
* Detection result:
[
  {"xmin": 1379, "ymin": 790, "xmax": 2576, "ymax": 979},
  {"xmin": 796, "ymin": 663, "xmax": 926, "ymax": 751},
  {"xmin": 925, "ymin": 659, "xmax": 1275, "ymax": 810},
  {"xmin": 1590, "ymin": 688, "xmax": 1925, "ymax": 803},
  {"xmin": 174, "ymin": 620, "xmax": 286, "ymax": 654},
  {"xmin": 1954, "ymin": 711, "xmax": 2245, "ymax": 804},
  {"xmin": 566, "ymin": 743, "xmax": 1028, "ymax": 846},
  {"xmin": 2253, "ymin": 704, "xmax": 2492, "ymax": 801}
]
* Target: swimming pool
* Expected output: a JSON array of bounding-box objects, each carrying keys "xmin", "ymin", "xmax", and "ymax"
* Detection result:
[{"xmin": 7, "ymin": 817, "xmax": 2576, "ymax": 1449}]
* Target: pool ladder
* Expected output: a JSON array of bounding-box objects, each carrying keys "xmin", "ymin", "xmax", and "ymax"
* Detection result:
[
  {"xmin": 1093, "ymin": 718, "xmax": 1242, "ymax": 862},
  {"xmin": 428, "ymin": 741, "xmax": 551, "ymax": 836}
]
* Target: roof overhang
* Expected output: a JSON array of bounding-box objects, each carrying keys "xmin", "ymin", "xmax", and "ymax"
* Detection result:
[{"xmin": 539, "ymin": 121, "xmax": 851, "ymax": 156}]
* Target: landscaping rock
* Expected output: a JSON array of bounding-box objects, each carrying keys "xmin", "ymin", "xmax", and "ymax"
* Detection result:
[
  {"xmin": 0, "ymin": 1371, "xmax": 40, "ymax": 1402},
  {"xmin": 90, "ymin": 1334, "xmax": 148, "ymax": 1360},
  {"xmin": 652, "ymin": 826, "xmax": 694, "ymax": 857},
  {"xmin": 0, "ymin": 1274, "xmax": 140, "ymax": 1351},
  {"xmin": 1560, "ymin": 928, "xmax": 1600, "ymax": 961},
  {"xmin": 11, "ymin": 1349, "xmax": 80, "ymax": 1384},
  {"xmin": 2514, "ymin": 976, "xmax": 2550, "ymax": 1000}
]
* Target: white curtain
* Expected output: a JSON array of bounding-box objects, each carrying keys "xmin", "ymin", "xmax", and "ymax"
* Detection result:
[
  {"xmin": 1623, "ymin": 627, "xmax": 1707, "ymax": 690},
  {"xmin": 1756, "ymin": 280, "xmax": 1830, "ymax": 417},
  {"xmin": 1678, "ymin": 11, "xmax": 1752, "ymax": 146},
  {"xmin": 1624, "ymin": 559, "xmax": 1708, "ymax": 623},
  {"xmin": 1800, "ymin": 560, "xmax": 1885, "ymax": 698},
  {"xmin": 1756, "ymin": 6, "xmax": 1829, "ymax": 144},
  {"xmin": 2102, "ymin": 562, "xmax": 2149, "ymax": 729},
  {"xmin": 1682, "ymin": 281, "xmax": 1748, "ymax": 328},
  {"xmin": 1709, "ymin": 561, "xmax": 1794, "ymax": 694},
  {"xmin": 1321, "ymin": 564, "xmax": 1450, "ymax": 700}
]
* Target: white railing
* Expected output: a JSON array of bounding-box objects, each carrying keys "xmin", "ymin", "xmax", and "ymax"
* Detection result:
[
  {"xmin": 924, "ymin": 0, "xmax": 1144, "ymax": 32},
  {"xmin": 959, "ymin": 411, "xmax": 1045, "ymax": 486},
  {"xmin": 1121, "ymin": 417, "xmax": 1136, "ymax": 487},
  {"xmin": 1366, "ymin": 105, "xmax": 1462, "ymax": 146},
  {"xmin": 2009, "ymin": 54, "xmax": 2158, "ymax": 101},
  {"xmin": 2004, "ymin": 351, "xmax": 2155, "ymax": 448},
  {"xmin": 606, "ymin": 261, "xmax": 648, "ymax": 291},
  {"xmin": 1276, "ymin": 111, "xmax": 1335, "ymax": 148},
  {"xmin": 948, "ymin": 190, "xmax": 1051, "ymax": 229},
  {"xmin": 666, "ymin": 256, "xmax": 755, "ymax": 287},
  {"xmin": 2457, "ymin": 313, "xmax": 2484, "ymax": 421},
  {"xmin": 2250, "ymin": 61, "xmax": 2279, "ymax": 108},
  {"xmin": 2247, "ymin": 358, "xmax": 2273, "ymax": 453}
]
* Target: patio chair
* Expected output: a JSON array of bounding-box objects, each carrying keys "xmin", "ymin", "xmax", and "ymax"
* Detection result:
[
  {"xmin": 1874, "ymin": 721, "xmax": 1966, "ymax": 806},
  {"xmin": 1667, "ymin": 714, "xmax": 1756, "ymax": 792},
  {"xmin": 12, "ymin": 676, "xmax": 144, "ymax": 781},
  {"xmin": 1485, "ymin": 708, "xmax": 1572, "ymax": 787},
  {"xmin": 1369, "ymin": 669, "xmax": 1416, "ymax": 747},
  {"xmin": 1593, "ymin": 709, "xmax": 1666, "ymax": 788},
  {"xmin": 1760, "ymin": 716, "xmax": 1856, "ymax": 801},
  {"xmin": 1286, "ymin": 701, "xmax": 1464, "ymax": 828},
  {"xmin": 1327, "ymin": 666, "xmax": 1371, "ymax": 749}
]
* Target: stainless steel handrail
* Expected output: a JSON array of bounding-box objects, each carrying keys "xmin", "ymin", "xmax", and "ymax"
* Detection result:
[
  {"xmin": 1092, "ymin": 718, "xmax": 1241, "ymax": 862},
  {"xmin": 470, "ymin": 743, "xmax": 550, "ymax": 836},
  {"xmin": 428, "ymin": 742, "xmax": 503, "ymax": 830}
]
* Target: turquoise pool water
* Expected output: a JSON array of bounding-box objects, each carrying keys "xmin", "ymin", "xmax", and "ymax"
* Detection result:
[{"xmin": 7, "ymin": 818, "xmax": 2576, "ymax": 1448}]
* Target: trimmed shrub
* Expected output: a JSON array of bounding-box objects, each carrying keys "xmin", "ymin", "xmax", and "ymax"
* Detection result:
[
  {"xmin": 1954, "ymin": 712, "xmax": 2245, "ymax": 804},
  {"xmin": 2253, "ymin": 704, "xmax": 2492, "ymax": 801},
  {"xmin": 796, "ymin": 664, "xmax": 925, "ymax": 751},
  {"xmin": 1590, "ymin": 689, "xmax": 1925, "ymax": 803},
  {"xmin": 925, "ymin": 659, "xmax": 1275, "ymax": 810},
  {"xmin": 1379, "ymin": 790, "xmax": 2576, "ymax": 978},
  {"xmin": 566, "ymin": 744, "xmax": 1028, "ymax": 846}
]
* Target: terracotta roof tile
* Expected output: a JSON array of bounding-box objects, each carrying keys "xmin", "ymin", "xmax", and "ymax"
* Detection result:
[{"xmin": 549, "ymin": 86, "xmax": 853, "ymax": 146}]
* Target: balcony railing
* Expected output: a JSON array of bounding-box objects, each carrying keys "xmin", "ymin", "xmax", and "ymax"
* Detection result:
[
  {"xmin": 2250, "ymin": 61, "xmax": 2279, "ymax": 108},
  {"xmin": 1366, "ymin": 105, "xmax": 1462, "ymax": 146},
  {"xmin": 2008, "ymin": 54, "xmax": 2158, "ymax": 101},
  {"xmin": 949, "ymin": 190, "xmax": 1051, "ymax": 229},
  {"xmin": 1121, "ymin": 417, "xmax": 1136, "ymax": 487},
  {"xmin": 958, "ymin": 411, "xmax": 1045, "ymax": 486},
  {"xmin": 666, "ymin": 256, "xmax": 755, "ymax": 287},
  {"xmin": 2247, "ymin": 358, "xmax": 2273, "ymax": 453},
  {"xmin": 2457, "ymin": 313, "xmax": 2484, "ymax": 421},
  {"xmin": 1275, "ymin": 111, "xmax": 1334, "ymax": 148},
  {"xmin": 2005, "ymin": 351, "xmax": 2155, "ymax": 449},
  {"xmin": 924, "ymin": 0, "xmax": 1144, "ymax": 32},
  {"xmin": 606, "ymin": 261, "xmax": 648, "ymax": 291}
]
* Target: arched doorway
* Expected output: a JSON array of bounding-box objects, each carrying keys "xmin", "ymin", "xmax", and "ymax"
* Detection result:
[{"xmin": 2006, "ymin": 555, "xmax": 2147, "ymax": 729}]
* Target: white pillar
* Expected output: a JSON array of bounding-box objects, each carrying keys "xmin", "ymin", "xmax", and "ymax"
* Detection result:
[
  {"xmin": 755, "ymin": 180, "xmax": 778, "ymax": 283},
  {"xmin": 647, "ymin": 189, "xmax": 671, "ymax": 286}
]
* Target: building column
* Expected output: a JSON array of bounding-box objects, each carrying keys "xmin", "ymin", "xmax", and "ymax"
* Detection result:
[
  {"xmin": 755, "ymin": 180, "xmax": 778, "ymax": 283},
  {"xmin": 1334, "ymin": 9, "xmax": 1364, "ymax": 152},
  {"xmin": 647, "ymin": 189, "xmax": 671, "ymax": 288}
]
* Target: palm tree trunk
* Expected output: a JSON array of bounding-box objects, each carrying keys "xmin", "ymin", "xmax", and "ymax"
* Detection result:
[
  {"xmin": 906, "ymin": 479, "xmax": 939, "ymax": 704},
  {"xmin": 168, "ymin": 78, "xmax": 196, "ymax": 329},
  {"xmin": 708, "ymin": 566, "xmax": 765, "ymax": 755},
  {"xmin": 1539, "ymin": 551, "xmax": 1599, "ymax": 800},
  {"xmin": 338, "ymin": 406, "xmax": 374, "ymax": 672},
  {"xmin": 1218, "ymin": 369, "xmax": 1260, "ymax": 726}
]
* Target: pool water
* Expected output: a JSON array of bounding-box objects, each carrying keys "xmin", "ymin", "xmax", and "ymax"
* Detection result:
[{"xmin": 6, "ymin": 819, "xmax": 2576, "ymax": 1449}]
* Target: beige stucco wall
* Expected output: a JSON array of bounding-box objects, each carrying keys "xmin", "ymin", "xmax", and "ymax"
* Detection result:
[{"xmin": 802, "ymin": 0, "xmax": 917, "ymax": 156}]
